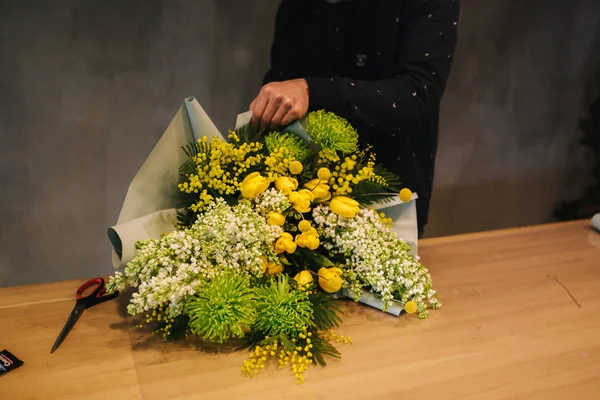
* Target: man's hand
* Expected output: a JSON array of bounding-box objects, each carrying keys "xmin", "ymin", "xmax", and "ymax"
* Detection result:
[{"xmin": 249, "ymin": 79, "xmax": 309, "ymax": 129}]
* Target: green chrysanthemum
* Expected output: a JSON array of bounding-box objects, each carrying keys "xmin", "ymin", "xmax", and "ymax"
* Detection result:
[
  {"xmin": 264, "ymin": 132, "xmax": 312, "ymax": 162},
  {"xmin": 305, "ymin": 110, "xmax": 359, "ymax": 154},
  {"xmin": 254, "ymin": 275, "xmax": 314, "ymax": 337},
  {"xmin": 185, "ymin": 272, "xmax": 256, "ymax": 343}
]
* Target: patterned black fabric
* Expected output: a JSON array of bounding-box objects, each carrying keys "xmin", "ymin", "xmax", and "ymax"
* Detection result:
[{"xmin": 263, "ymin": 0, "xmax": 460, "ymax": 233}]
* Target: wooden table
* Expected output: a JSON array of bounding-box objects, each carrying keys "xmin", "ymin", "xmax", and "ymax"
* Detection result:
[{"xmin": 2, "ymin": 220, "xmax": 599, "ymax": 399}]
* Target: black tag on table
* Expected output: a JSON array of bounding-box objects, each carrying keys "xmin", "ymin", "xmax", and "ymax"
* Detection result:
[{"xmin": 0, "ymin": 349, "xmax": 24, "ymax": 376}]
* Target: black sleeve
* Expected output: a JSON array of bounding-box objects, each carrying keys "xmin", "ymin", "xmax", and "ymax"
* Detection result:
[
  {"xmin": 262, "ymin": 0, "xmax": 312, "ymax": 85},
  {"xmin": 305, "ymin": 0, "xmax": 460, "ymax": 133}
]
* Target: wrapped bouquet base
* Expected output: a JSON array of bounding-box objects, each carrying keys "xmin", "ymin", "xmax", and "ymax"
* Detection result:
[{"xmin": 106, "ymin": 97, "xmax": 440, "ymax": 383}]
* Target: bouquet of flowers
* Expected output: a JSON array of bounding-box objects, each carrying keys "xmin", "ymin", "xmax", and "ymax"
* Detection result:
[{"xmin": 106, "ymin": 98, "xmax": 440, "ymax": 384}]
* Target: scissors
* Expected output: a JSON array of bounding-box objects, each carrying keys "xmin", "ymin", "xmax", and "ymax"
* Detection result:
[{"xmin": 50, "ymin": 277, "xmax": 119, "ymax": 354}]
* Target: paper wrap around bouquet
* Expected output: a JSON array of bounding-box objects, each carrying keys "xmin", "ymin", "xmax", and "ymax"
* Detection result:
[{"xmin": 107, "ymin": 96, "xmax": 419, "ymax": 315}]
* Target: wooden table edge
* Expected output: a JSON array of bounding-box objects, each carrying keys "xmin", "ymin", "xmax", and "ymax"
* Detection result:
[{"xmin": 420, "ymin": 219, "xmax": 594, "ymax": 246}]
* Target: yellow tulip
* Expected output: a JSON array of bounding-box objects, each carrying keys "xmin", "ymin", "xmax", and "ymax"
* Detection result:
[
  {"xmin": 330, "ymin": 196, "xmax": 360, "ymax": 218},
  {"xmin": 274, "ymin": 176, "xmax": 298, "ymax": 195},
  {"xmin": 260, "ymin": 256, "xmax": 268, "ymax": 274},
  {"xmin": 274, "ymin": 232, "xmax": 297, "ymax": 254},
  {"xmin": 288, "ymin": 189, "xmax": 314, "ymax": 214},
  {"xmin": 240, "ymin": 172, "xmax": 269, "ymax": 199},
  {"xmin": 295, "ymin": 229, "xmax": 320, "ymax": 250},
  {"xmin": 304, "ymin": 179, "xmax": 331, "ymax": 201},
  {"xmin": 294, "ymin": 270, "xmax": 314, "ymax": 287},
  {"xmin": 267, "ymin": 211, "xmax": 285, "ymax": 226},
  {"xmin": 261, "ymin": 256, "xmax": 283, "ymax": 275},
  {"xmin": 318, "ymin": 267, "xmax": 343, "ymax": 293},
  {"xmin": 267, "ymin": 262, "xmax": 283, "ymax": 275}
]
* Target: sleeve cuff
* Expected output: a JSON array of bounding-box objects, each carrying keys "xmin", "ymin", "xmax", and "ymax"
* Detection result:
[{"xmin": 304, "ymin": 77, "xmax": 342, "ymax": 112}]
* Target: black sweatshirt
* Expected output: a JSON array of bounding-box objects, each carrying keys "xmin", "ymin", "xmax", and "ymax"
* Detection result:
[{"xmin": 263, "ymin": 0, "xmax": 460, "ymax": 235}]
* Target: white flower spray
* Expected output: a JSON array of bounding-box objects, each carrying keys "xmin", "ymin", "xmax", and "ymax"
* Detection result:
[
  {"xmin": 313, "ymin": 205, "xmax": 441, "ymax": 318},
  {"xmin": 108, "ymin": 196, "xmax": 285, "ymax": 317}
]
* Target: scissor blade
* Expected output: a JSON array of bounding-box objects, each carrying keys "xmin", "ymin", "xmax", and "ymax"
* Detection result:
[{"xmin": 50, "ymin": 304, "xmax": 85, "ymax": 354}]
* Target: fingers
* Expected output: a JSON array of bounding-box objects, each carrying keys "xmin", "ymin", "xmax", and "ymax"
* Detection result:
[
  {"xmin": 251, "ymin": 82, "xmax": 306, "ymax": 128},
  {"xmin": 250, "ymin": 93, "xmax": 269, "ymax": 127},
  {"xmin": 259, "ymin": 95, "xmax": 281, "ymax": 129},
  {"xmin": 280, "ymin": 106, "xmax": 303, "ymax": 126},
  {"xmin": 270, "ymin": 99, "xmax": 293, "ymax": 128}
]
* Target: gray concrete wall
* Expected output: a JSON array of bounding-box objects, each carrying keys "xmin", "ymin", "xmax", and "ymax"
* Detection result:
[{"xmin": 1, "ymin": 0, "xmax": 599, "ymax": 287}]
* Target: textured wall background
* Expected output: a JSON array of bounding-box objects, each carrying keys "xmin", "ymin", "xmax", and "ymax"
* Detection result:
[{"xmin": 1, "ymin": 0, "xmax": 599, "ymax": 287}]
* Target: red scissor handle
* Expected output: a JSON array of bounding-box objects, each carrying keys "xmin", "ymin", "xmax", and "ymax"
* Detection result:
[
  {"xmin": 75, "ymin": 278, "xmax": 119, "ymax": 309},
  {"xmin": 76, "ymin": 277, "xmax": 105, "ymax": 300}
]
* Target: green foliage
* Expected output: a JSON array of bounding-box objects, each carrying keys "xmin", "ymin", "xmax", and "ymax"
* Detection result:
[
  {"xmin": 253, "ymin": 275, "xmax": 314, "ymax": 337},
  {"xmin": 351, "ymin": 164, "xmax": 402, "ymax": 206},
  {"xmin": 310, "ymin": 335, "xmax": 341, "ymax": 366},
  {"xmin": 287, "ymin": 247, "xmax": 335, "ymax": 273},
  {"xmin": 179, "ymin": 140, "xmax": 209, "ymax": 176},
  {"xmin": 184, "ymin": 272, "xmax": 256, "ymax": 343},
  {"xmin": 237, "ymin": 332, "xmax": 297, "ymax": 354},
  {"xmin": 264, "ymin": 132, "xmax": 313, "ymax": 161},
  {"xmin": 176, "ymin": 140, "xmax": 211, "ymax": 227},
  {"xmin": 308, "ymin": 291, "xmax": 343, "ymax": 331},
  {"xmin": 305, "ymin": 110, "xmax": 359, "ymax": 154},
  {"xmin": 234, "ymin": 121, "xmax": 268, "ymax": 144}
]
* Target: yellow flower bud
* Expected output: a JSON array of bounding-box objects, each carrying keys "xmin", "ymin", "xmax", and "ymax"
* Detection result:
[
  {"xmin": 317, "ymin": 167, "xmax": 331, "ymax": 180},
  {"xmin": 289, "ymin": 160, "xmax": 303, "ymax": 175},
  {"xmin": 288, "ymin": 189, "xmax": 314, "ymax": 214},
  {"xmin": 298, "ymin": 220, "xmax": 312, "ymax": 233},
  {"xmin": 330, "ymin": 196, "xmax": 361, "ymax": 218},
  {"xmin": 317, "ymin": 267, "xmax": 343, "ymax": 293},
  {"xmin": 294, "ymin": 270, "xmax": 314, "ymax": 287},
  {"xmin": 267, "ymin": 211, "xmax": 286, "ymax": 226},
  {"xmin": 274, "ymin": 176, "xmax": 298, "ymax": 195},
  {"xmin": 404, "ymin": 300, "xmax": 418, "ymax": 314},
  {"xmin": 399, "ymin": 188, "xmax": 413, "ymax": 202},
  {"xmin": 240, "ymin": 172, "xmax": 269, "ymax": 199},
  {"xmin": 304, "ymin": 179, "xmax": 331, "ymax": 202}
]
